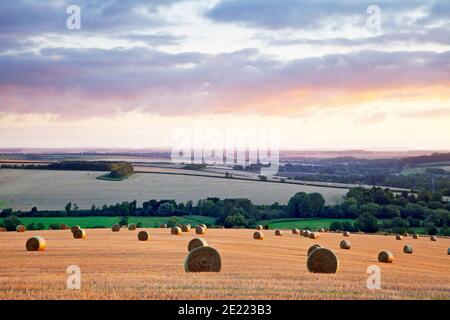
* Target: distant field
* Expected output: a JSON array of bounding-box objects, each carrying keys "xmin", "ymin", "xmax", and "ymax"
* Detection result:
[
  {"xmin": 0, "ymin": 228, "xmax": 448, "ymax": 299},
  {"xmin": 5, "ymin": 215, "xmax": 216, "ymax": 229},
  {"xmin": 256, "ymin": 218, "xmax": 355, "ymax": 229},
  {"xmin": 0, "ymin": 169, "xmax": 347, "ymax": 211}
]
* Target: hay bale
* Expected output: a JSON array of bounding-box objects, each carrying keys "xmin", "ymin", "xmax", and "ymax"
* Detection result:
[
  {"xmin": 378, "ymin": 250, "xmax": 394, "ymax": 263},
  {"xmin": 137, "ymin": 231, "xmax": 149, "ymax": 241},
  {"xmin": 292, "ymin": 228, "xmax": 299, "ymax": 235},
  {"xmin": 60, "ymin": 224, "xmax": 68, "ymax": 230},
  {"xmin": 184, "ymin": 246, "xmax": 221, "ymax": 272},
  {"xmin": 263, "ymin": 224, "xmax": 270, "ymax": 230},
  {"xmin": 307, "ymin": 248, "xmax": 339, "ymax": 274},
  {"xmin": 71, "ymin": 225, "xmax": 81, "ymax": 233},
  {"xmin": 16, "ymin": 225, "xmax": 26, "ymax": 233},
  {"xmin": 309, "ymin": 232, "xmax": 319, "ymax": 239},
  {"xmin": 160, "ymin": 223, "xmax": 168, "ymax": 228},
  {"xmin": 121, "ymin": 225, "xmax": 127, "ymax": 229},
  {"xmin": 430, "ymin": 235, "xmax": 437, "ymax": 241},
  {"xmin": 340, "ymin": 240, "xmax": 351, "ymax": 250},
  {"xmin": 413, "ymin": 234, "xmax": 418, "ymax": 239},
  {"xmin": 128, "ymin": 224, "xmax": 136, "ymax": 231},
  {"xmin": 256, "ymin": 225, "xmax": 263, "ymax": 230},
  {"xmin": 343, "ymin": 231, "xmax": 350, "ymax": 237},
  {"xmin": 448, "ymin": 248, "xmax": 450, "ymax": 255},
  {"xmin": 253, "ymin": 231, "xmax": 264, "ymax": 240},
  {"xmin": 307, "ymin": 244, "xmax": 322, "ymax": 256},
  {"xmin": 25, "ymin": 236, "xmax": 46, "ymax": 251},
  {"xmin": 111, "ymin": 224, "xmax": 120, "ymax": 232},
  {"xmin": 73, "ymin": 229, "xmax": 87, "ymax": 239},
  {"xmin": 275, "ymin": 229, "xmax": 283, "ymax": 236},
  {"xmin": 188, "ymin": 238, "xmax": 208, "ymax": 252},
  {"xmin": 0, "ymin": 227, "xmax": 6, "ymax": 232},
  {"xmin": 181, "ymin": 224, "xmax": 191, "ymax": 232},
  {"xmin": 402, "ymin": 231, "xmax": 409, "ymax": 237},
  {"xmin": 318, "ymin": 228, "xmax": 325, "ymax": 233},
  {"xmin": 403, "ymin": 245, "xmax": 413, "ymax": 254},
  {"xmin": 195, "ymin": 226, "xmax": 206, "ymax": 235},
  {"xmin": 197, "ymin": 224, "xmax": 207, "ymax": 230},
  {"xmin": 396, "ymin": 234, "xmax": 403, "ymax": 240},
  {"xmin": 300, "ymin": 230, "xmax": 305, "ymax": 236},
  {"xmin": 171, "ymin": 226, "xmax": 182, "ymax": 235},
  {"xmin": 304, "ymin": 230, "xmax": 311, "ymax": 237}
]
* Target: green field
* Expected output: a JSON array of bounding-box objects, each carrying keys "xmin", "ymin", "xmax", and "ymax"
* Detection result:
[
  {"xmin": 256, "ymin": 218, "xmax": 356, "ymax": 229},
  {"xmin": 5, "ymin": 215, "xmax": 216, "ymax": 229}
]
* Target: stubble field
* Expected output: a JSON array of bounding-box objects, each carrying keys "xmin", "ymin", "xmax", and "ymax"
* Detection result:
[{"xmin": 0, "ymin": 228, "xmax": 449, "ymax": 300}]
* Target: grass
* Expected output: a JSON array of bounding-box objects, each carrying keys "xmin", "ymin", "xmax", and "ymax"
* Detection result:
[
  {"xmin": 96, "ymin": 173, "xmax": 129, "ymax": 181},
  {"xmin": 6, "ymin": 215, "xmax": 216, "ymax": 229},
  {"xmin": 256, "ymin": 218, "xmax": 356, "ymax": 229}
]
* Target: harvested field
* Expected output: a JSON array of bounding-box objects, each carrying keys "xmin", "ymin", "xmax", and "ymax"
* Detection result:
[
  {"xmin": 0, "ymin": 229, "xmax": 448, "ymax": 299},
  {"xmin": 0, "ymin": 169, "xmax": 347, "ymax": 210}
]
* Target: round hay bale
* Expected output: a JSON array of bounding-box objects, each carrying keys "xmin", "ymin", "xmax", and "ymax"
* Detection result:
[
  {"xmin": 73, "ymin": 229, "xmax": 87, "ymax": 239},
  {"xmin": 160, "ymin": 224, "xmax": 168, "ymax": 228},
  {"xmin": 304, "ymin": 230, "xmax": 311, "ymax": 237},
  {"xmin": 343, "ymin": 231, "xmax": 350, "ymax": 237},
  {"xmin": 263, "ymin": 224, "xmax": 270, "ymax": 230},
  {"xmin": 340, "ymin": 240, "xmax": 351, "ymax": 250},
  {"xmin": 184, "ymin": 246, "xmax": 221, "ymax": 273},
  {"xmin": 195, "ymin": 226, "xmax": 206, "ymax": 235},
  {"xmin": 403, "ymin": 245, "xmax": 413, "ymax": 254},
  {"xmin": 255, "ymin": 225, "xmax": 263, "ymax": 230},
  {"xmin": 307, "ymin": 244, "xmax": 322, "ymax": 256},
  {"xmin": 198, "ymin": 224, "xmax": 207, "ymax": 230},
  {"xmin": 171, "ymin": 226, "xmax": 182, "ymax": 235},
  {"xmin": 121, "ymin": 225, "xmax": 127, "ymax": 229},
  {"xmin": 71, "ymin": 225, "xmax": 81, "ymax": 233},
  {"xmin": 253, "ymin": 231, "xmax": 264, "ymax": 240},
  {"xmin": 396, "ymin": 234, "xmax": 403, "ymax": 240},
  {"xmin": 0, "ymin": 227, "xmax": 6, "ymax": 232},
  {"xmin": 430, "ymin": 235, "xmax": 437, "ymax": 241},
  {"xmin": 275, "ymin": 229, "xmax": 283, "ymax": 236},
  {"xmin": 128, "ymin": 224, "xmax": 136, "ymax": 231},
  {"xmin": 309, "ymin": 232, "xmax": 319, "ymax": 239},
  {"xmin": 60, "ymin": 224, "xmax": 68, "ymax": 230},
  {"xmin": 307, "ymin": 248, "xmax": 339, "ymax": 274},
  {"xmin": 181, "ymin": 224, "xmax": 191, "ymax": 232},
  {"xmin": 318, "ymin": 228, "xmax": 325, "ymax": 233},
  {"xmin": 299, "ymin": 230, "xmax": 305, "ymax": 236},
  {"xmin": 378, "ymin": 250, "xmax": 394, "ymax": 263},
  {"xmin": 188, "ymin": 238, "xmax": 208, "ymax": 252},
  {"xmin": 25, "ymin": 236, "xmax": 46, "ymax": 251},
  {"xmin": 137, "ymin": 231, "xmax": 149, "ymax": 241},
  {"xmin": 111, "ymin": 224, "xmax": 120, "ymax": 232},
  {"xmin": 402, "ymin": 231, "xmax": 409, "ymax": 237},
  {"xmin": 292, "ymin": 228, "xmax": 299, "ymax": 235},
  {"xmin": 413, "ymin": 234, "xmax": 418, "ymax": 239},
  {"xmin": 447, "ymin": 248, "xmax": 450, "ymax": 255},
  {"xmin": 16, "ymin": 225, "xmax": 26, "ymax": 233}
]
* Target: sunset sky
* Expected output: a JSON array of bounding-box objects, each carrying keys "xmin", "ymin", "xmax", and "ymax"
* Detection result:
[{"xmin": 1, "ymin": 0, "xmax": 449, "ymax": 150}]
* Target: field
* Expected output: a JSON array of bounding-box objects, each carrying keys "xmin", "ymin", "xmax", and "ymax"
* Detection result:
[
  {"xmin": 11, "ymin": 216, "xmax": 216, "ymax": 229},
  {"xmin": 0, "ymin": 169, "xmax": 347, "ymax": 211},
  {"xmin": 256, "ymin": 218, "xmax": 355, "ymax": 230},
  {"xmin": 0, "ymin": 228, "xmax": 448, "ymax": 299}
]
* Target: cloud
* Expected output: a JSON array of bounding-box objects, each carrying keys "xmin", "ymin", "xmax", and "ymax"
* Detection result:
[
  {"xmin": 355, "ymin": 111, "xmax": 388, "ymax": 124},
  {"xmin": 207, "ymin": 0, "xmax": 430, "ymax": 30},
  {"xmin": 398, "ymin": 107, "xmax": 450, "ymax": 119},
  {"xmin": 0, "ymin": 47, "xmax": 449, "ymax": 118}
]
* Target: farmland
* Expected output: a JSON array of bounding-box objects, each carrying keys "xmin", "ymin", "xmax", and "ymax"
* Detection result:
[
  {"xmin": 0, "ymin": 169, "xmax": 347, "ymax": 211},
  {"xmin": 0, "ymin": 228, "xmax": 448, "ymax": 299}
]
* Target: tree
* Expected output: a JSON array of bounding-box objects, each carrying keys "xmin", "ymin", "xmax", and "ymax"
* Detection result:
[
  {"xmin": 353, "ymin": 212, "xmax": 379, "ymax": 233},
  {"xmin": 224, "ymin": 214, "xmax": 247, "ymax": 228},
  {"xmin": 65, "ymin": 202, "xmax": 72, "ymax": 215},
  {"xmin": 158, "ymin": 202, "xmax": 175, "ymax": 216},
  {"xmin": 287, "ymin": 192, "xmax": 308, "ymax": 218},
  {"xmin": 118, "ymin": 216, "xmax": 129, "ymax": 226},
  {"xmin": 3, "ymin": 215, "xmax": 22, "ymax": 231},
  {"xmin": 329, "ymin": 221, "xmax": 343, "ymax": 231}
]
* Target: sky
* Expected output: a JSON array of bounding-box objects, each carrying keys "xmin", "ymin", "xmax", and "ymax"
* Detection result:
[{"xmin": 0, "ymin": 0, "xmax": 449, "ymax": 150}]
